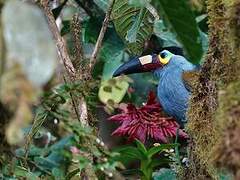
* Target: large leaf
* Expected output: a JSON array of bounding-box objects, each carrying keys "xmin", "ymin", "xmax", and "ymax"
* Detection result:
[
  {"xmin": 153, "ymin": 0, "xmax": 203, "ymax": 64},
  {"xmin": 100, "ymin": 27, "xmax": 125, "ymax": 80},
  {"xmin": 154, "ymin": 20, "xmax": 181, "ymax": 47},
  {"xmin": 112, "ymin": 0, "xmax": 154, "ymax": 55}
]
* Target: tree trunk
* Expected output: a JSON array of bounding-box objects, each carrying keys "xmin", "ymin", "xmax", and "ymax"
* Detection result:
[{"xmin": 183, "ymin": 0, "xmax": 240, "ymax": 179}]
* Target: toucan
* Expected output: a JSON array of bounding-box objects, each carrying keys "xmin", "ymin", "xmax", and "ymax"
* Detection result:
[{"xmin": 113, "ymin": 50, "xmax": 199, "ymax": 127}]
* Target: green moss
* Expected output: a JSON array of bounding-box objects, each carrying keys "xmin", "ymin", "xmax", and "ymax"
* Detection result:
[{"xmin": 182, "ymin": 0, "xmax": 240, "ymax": 179}]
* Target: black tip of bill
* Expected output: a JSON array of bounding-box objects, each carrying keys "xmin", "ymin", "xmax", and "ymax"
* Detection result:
[{"xmin": 112, "ymin": 57, "xmax": 142, "ymax": 77}]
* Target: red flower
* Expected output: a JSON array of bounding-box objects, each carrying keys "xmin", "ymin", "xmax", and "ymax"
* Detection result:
[{"xmin": 109, "ymin": 92, "xmax": 188, "ymax": 143}]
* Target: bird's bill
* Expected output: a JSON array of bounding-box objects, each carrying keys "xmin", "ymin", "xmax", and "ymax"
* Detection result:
[{"xmin": 113, "ymin": 55, "xmax": 162, "ymax": 77}]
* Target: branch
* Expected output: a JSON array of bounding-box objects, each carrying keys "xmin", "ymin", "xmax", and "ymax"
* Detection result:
[
  {"xmin": 40, "ymin": 0, "xmax": 76, "ymax": 79},
  {"xmin": 89, "ymin": 0, "xmax": 115, "ymax": 76}
]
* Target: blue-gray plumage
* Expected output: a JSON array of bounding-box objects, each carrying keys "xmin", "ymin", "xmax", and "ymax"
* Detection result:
[
  {"xmin": 113, "ymin": 50, "xmax": 199, "ymax": 127},
  {"xmin": 154, "ymin": 53, "xmax": 198, "ymax": 127}
]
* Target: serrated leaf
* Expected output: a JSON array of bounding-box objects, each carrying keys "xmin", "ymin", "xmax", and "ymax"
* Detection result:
[
  {"xmin": 112, "ymin": 0, "xmax": 154, "ymax": 55},
  {"xmin": 153, "ymin": 0, "xmax": 203, "ymax": 64}
]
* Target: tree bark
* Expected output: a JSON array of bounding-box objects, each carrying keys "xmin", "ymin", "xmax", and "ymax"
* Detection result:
[{"xmin": 184, "ymin": 0, "xmax": 240, "ymax": 179}]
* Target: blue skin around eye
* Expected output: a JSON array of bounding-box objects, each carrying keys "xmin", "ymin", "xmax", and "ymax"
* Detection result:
[{"xmin": 154, "ymin": 55, "xmax": 198, "ymax": 127}]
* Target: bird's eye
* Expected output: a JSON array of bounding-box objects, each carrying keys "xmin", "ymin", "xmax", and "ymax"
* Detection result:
[{"xmin": 160, "ymin": 51, "xmax": 168, "ymax": 59}]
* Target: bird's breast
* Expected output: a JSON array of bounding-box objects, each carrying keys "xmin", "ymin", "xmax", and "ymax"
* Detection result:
[{"xmin": 157, "ymin": 70, "xmax": 189, "ymax": 126}]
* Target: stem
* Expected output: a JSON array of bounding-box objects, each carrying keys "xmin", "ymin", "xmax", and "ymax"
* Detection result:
[
  {"xmin": 174, "ymin": 129, "xmax": 181, "ymax": 165},
  {"xmin": 88, "ymin": 0, "xmax": 115, "ymax": 77},
  {"xmin": 140, "ymin": 158, "xmax": 153, "ymax": 180}
]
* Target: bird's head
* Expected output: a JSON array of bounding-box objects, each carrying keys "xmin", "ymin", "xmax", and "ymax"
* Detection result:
[{"xmin": 113, "ymin": 50, "xmax": 196, "ymax": 77}]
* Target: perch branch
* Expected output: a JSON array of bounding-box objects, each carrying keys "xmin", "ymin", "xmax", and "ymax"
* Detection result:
[{"xmin": 89, "ymin": 0, "xmax": 115, "ymax": 76}]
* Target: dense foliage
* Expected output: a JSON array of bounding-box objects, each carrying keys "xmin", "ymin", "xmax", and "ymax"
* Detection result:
[{"xmin": 0, "ymin": 0, "xmax": 212, "ymax": 179}]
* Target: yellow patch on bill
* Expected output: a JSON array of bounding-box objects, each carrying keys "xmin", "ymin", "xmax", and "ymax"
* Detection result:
[{"xmin": 139, "ymin": 55, "xmax": 152, "ymax": 65}]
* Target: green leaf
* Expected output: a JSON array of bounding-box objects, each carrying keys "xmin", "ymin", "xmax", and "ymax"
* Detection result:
[
  {"xmin": 149, "ymin": 158, "xmax": 172, "ymax": 169},
  {"xmin": 112, "ymin": 0, "xmax": 154, "ymax": 55},
  {"xmin": 153, "ymin": 0, "xmax": 203, "ymax": 64},
  {"xmin": 121, "ymin": 169, "xmax": 144, "ymax": 176},
  {"xmin": 154, "ymin": 20, "xmax": 180, "ymax": 47},
  {"xmin": 101, "ymin": 51, "xmax": 124, "ymax": 80},
  {"xmin": 200, "ymin": 30, "xmax": 208, "ymax": 55},
  {"xmin": 94, "ymin": 0, "xmax": 109, "ymax": 12},
  {"xmin": 217, "ymin": 171, "xmax": 234, "ymax": 180},
  {"xmin": 129, "ymin": 0, "xmax": 148, "ymax": 8},
  {"xmin": 196, "ymin": 14, "xmax": 207, "ymax": 23},
  {"xmin": 15, "ymin": 145, "xmax": 43, "ymax": 157},
  {"xmin": 114, "ymin": 146, "xmax": 143, "ymax": 160},
  {"xmin": 14, "ymin": 166, "xmax": 38, "ymax": 180},
  {"xmin": 61, "ymin": 20, "xmax": 71, "ymax": 36},
  {"xmin": 135, "ymin": 140, "xmax": 147, "ymax": 155},
  {"xmin": 147, "ymin": 144, "xmax": 178, "ymax": 158},
  {"xmin": 52, "ymin": 168, "xmax": 65, "ymax": 179},
  {"xmin": 99, "ymin": 26, "xmax": 125, "ymax": 80},
  {"xmin": 126, "ymin": 8, "xmax": 145, "ymax": 43}
]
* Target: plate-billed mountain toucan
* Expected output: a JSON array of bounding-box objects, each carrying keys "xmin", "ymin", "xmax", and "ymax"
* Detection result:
[{"xmin": 113, "ymin": 50, "xmax": 199, "ymax": 127}]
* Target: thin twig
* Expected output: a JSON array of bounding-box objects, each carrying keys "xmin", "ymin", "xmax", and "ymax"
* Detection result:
[
  {"xmin": 89, "ymin": 0, "xmax": 115, "ymax": 76},
  {"xmin": 63, "ymin": 75, "xmax": 81, "ymax": 123},
  {"xmin": 40, "ymin": 0, "xmax": 76, "ymax": 79}
]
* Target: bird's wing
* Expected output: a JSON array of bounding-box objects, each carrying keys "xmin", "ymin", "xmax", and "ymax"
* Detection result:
[{"xmin": 182, "ymin": 71, "xmax": 199, "ymax": 92}]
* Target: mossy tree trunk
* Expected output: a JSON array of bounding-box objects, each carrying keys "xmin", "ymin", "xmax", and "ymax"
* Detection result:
[{"xmin": 184, "ymin": 0, "xmax": 240, "ymax": 179}]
